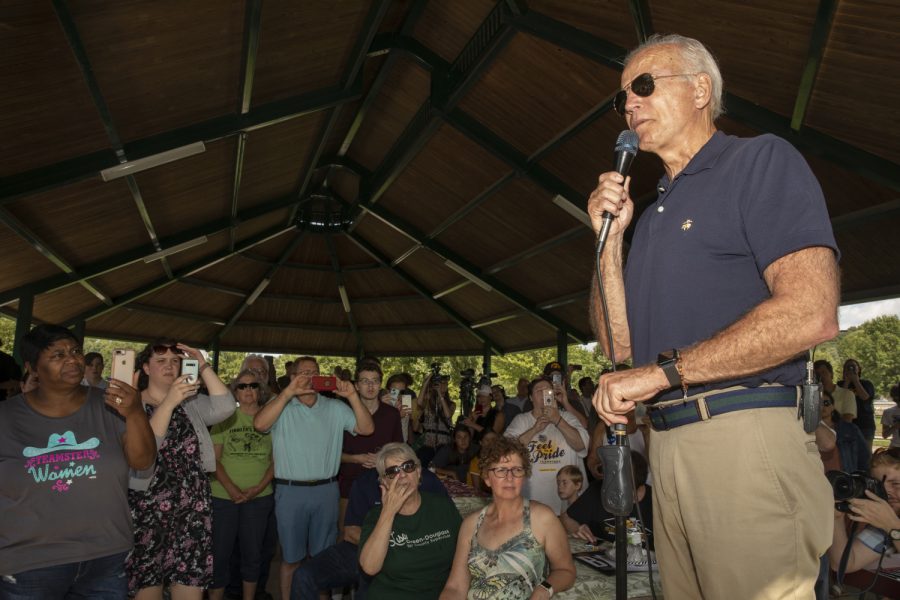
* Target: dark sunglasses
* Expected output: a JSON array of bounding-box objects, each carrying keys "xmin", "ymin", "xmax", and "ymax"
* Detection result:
[
  {"xmin": 383, "ymin": 460, "xmax": 417, "ymax": 479},
  {"xmin": 236, "ymin": 382, "xmax": 260, "ymax": 390},
  {"xmin": 152, "ymin": 344, "xmax": 184, "ymax": 355},
  {"xmin": 614, "ymin": 72, "xmax": 695, "ymax": 116}
]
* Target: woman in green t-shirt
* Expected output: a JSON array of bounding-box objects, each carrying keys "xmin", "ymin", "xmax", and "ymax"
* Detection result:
[{"xmin": 208, "ymin": 369, "xmax": 274, "ymax": 600}]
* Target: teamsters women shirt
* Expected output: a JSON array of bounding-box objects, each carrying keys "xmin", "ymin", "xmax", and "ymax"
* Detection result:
[{"xmin": 0, "ymin": 387, "xmax": 132, "ymax": 574}]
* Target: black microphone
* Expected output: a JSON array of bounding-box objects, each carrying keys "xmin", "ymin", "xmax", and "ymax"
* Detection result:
[{"xmin": 597, "ymin": 130, "xmax": 640, "ymax": 250}]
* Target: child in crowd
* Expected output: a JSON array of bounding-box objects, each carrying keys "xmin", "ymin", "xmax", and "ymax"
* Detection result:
[{"xmin": 556, "ymin": 465, "xmax": 584, "ymax": 514}]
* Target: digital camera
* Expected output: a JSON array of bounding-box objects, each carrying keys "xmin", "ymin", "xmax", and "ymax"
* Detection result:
[{"xmin": 826, "ymin": 470, "xmax": 887, "ymax": 513}]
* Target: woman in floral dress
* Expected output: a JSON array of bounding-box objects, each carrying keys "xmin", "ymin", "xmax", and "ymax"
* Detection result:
[{"xmin": 127, "ymin": 341, "xmax": 234, "ymax": 600}]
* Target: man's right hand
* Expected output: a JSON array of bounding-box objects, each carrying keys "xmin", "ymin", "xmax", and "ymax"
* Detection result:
[
  {"xmin": 283, "ymin": 372, "xmax": 313, "ymax": 398},
  {"xmin": 587, "ymin": 171, "xmax": 634, "ymax": 239}
]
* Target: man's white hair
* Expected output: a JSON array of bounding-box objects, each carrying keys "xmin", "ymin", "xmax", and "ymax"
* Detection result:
[{"xmin": 625, "ymin": 33, "xmax": 725, "ymax": 120}]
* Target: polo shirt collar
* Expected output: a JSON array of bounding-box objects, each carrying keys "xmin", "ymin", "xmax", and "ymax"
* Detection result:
[{"xmin": 657, "ymin": 130, "xmax": 729, "ymax": 187}]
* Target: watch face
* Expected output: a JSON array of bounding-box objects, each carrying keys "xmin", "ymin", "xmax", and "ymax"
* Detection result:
[{"xmin": 891, "ymin": 529, "xmax": 900, "ymax": 540}]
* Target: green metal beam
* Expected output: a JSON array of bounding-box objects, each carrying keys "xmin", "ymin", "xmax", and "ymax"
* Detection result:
[
  {"xmin": 345, "ymin": 232, "xmax": 503, "ymax": 354},
  {"xmin": 62, "ymin": 225, "xmax": 296, "ymax": 327},
  {"xmin": 791, "ymin": 0, "xmax": 838, "ymax": 131},
  {"xmin": 216, "ymin": 231, "xmax": 305, "ymax": 341},
  {"xmin": 0, "ymin": 85, "xmax": 360, "ymax": 203},
  {"xmin": 0, "ymin": 190, "xmax": 310, "ymax": 307},
  {"xmin": 626, "ymin": 0, "xmax": 654, "ymax": 44},
  {"xmin": 830, "ymin": 199, "xmax": 900, "ymax": 233},
  {"xmin": 356, "ymin": 200, "xmax": 590, "ymax": 343}
]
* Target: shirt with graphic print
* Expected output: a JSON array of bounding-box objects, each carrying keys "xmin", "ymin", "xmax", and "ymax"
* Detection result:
[
  {"xmin": 0, "ymin": 388, "xmax": 130, "ymax": 574},
  {"xmin": 209, "ymin": 409, "xmax": 273, "ymax": 499}
]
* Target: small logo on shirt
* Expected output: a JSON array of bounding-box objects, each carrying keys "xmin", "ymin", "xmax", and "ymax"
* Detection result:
[{"xmin": 681, "ymin": 219, "xmax": 693, "ymax": 231}]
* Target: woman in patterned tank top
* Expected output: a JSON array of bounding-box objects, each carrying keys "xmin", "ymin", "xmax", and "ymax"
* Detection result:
[{"xmin": 439, "ymin": 437, "xmax": 576, "ymax": 600}]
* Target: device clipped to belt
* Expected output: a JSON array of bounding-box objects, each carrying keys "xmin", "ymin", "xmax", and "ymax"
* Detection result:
[{"xmin": 799, "ymin": 354, "xmax": 821, "ymax": 434}]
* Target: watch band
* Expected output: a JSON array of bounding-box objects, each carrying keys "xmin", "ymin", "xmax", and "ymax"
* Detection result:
[
  {"xmin": 657, "ymin": 349, "xmax": 681, "ymax": 389},
  {"xmin": 539, "ymin": 579, "xmax": 554, "ymax": 597}
]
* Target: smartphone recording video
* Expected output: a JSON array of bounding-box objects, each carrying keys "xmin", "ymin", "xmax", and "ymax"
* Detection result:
[
  {"xmin": 181, "ymin": 359, "xmax": 200, "ymax": 384},
  {"xmin": 111, "ymin": 349, "xmax": 135, "ymax": 382},
  {"xmin": 311, "ymin": 375, "xmax": 337, "ymax": 392}
]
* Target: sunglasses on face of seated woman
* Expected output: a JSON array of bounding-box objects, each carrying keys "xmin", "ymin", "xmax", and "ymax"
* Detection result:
[
  {"xmin": 384, "ymin": 460, "xmax": 418, "ymax": 478},
  {"xmin": 236, "ymin": 382, "xmax": 260, "ymax": 390}
]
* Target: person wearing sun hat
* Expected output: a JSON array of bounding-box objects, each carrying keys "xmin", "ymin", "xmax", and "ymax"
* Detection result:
[{"xmin": 0, "ymin": 324, "xmax": 155, "ymax": 598}]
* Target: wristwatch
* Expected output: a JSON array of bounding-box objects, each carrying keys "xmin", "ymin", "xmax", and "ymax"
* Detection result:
[
  {"xmin": 657, "ymin": 349, "xmax": 682, "ymax": 389},
  {"xmin": 538, "ymin": 580, "xmax": 554, "ymax": 597},
  {"xmin": 889, "ymin": 529, "xmax": 900, "ymax": 542}
]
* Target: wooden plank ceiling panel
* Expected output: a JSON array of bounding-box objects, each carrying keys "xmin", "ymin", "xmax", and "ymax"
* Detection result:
[
  {"xmin": 325, "ymin": 168, "xmax": 362, "ymax": 208},
  {"xmin": 346, "ymin": 56, "xmax": 432, "ymax": 172},
  {"xmin": 135, "ymin": 137, "xmax": 235, "ymax": 239},
  {"xmin": 232, "ymin": 211, "xmax": 294, "ymax": 245},
  {"xmin": 352, "ymin": 299, "xmax": 453, "ymax": 328},
  {"xmin": 804, "ymin": 0, "xmax": 900, "ymax": 163},
  {"xmin": 441, "ymin": 284, "xmax": 521, "ymax": 322},
  {"xmin": 493, "ymin": 235, "xmax": 595, "ymax": 302},
  {"xmin": 547, "ymin": 302, "xmax": 593, "ymax": 337},
  {"xmin": 412, "ymin": 0, "xmax": 497, "ymax": 64},
  {"xmin": 353, "ymin": 218, "xmax": 418, "ymax": 262},
  {"xmin": 398, "ymin": 248, "xmax": 465, "ymax": 295},
  {"xmin": 164, "ymin": 231, "xmax": 231, "ymax": 272},
  {"xmin": 238, "ymin": 113, "xmax": 328, "ymax": 210},
  {"xmin": 33, "ymin": 285, "xmax": 100, "ymax": 325},
  {"xmin": 0, "ymin": 226, "xmax": 65, "ymax": 290},
  {"xmin": 5, "ymin": 177, "xmax": 151, "ymax": 267},
  {"xmin": 378, "ymin": 124, "xmax": 510, "ymax": 234},
  {"xmin": 319, "ymin": 57, "xmax": 388, "ymax": 159},
  {"xmin": 652, "ymin": 0, "xmax": 820, "ymax": 118},
  {"xmin": 251, "ymin": 0, "xmax": 369, "ymax": 107},
  {"xmin": 343, "ymin": 267, "xmax": 419, "ymax": 300},
  {"xmin": 457, "ymin": 34, "xmax": 616, "ymax": 157},
  {"xmin": 71, "ymin": 0, "xmax": 244, "ymax": 142},
  {"xmin": 241, "ymin": 296, "xmax": 347, "ymax": 328},
  {"xmin": 539, "ymin": 112, "xmax": 664, "ymax": 202},
  {"xmin": 139, "ymin": 282, "xmax": 243, "ymax": 318},
  {"xmin": 190, "ymin": 255, "xmax": 269, "ymax": 289},
  {"xmin": 267, "ymin": 265, "xmax": 336, "ymax": 296},
  {"xmin": 86, "ymin": 260, "xmax": 167, "ymax": 300},
  {"xmin": 286, "ymin": 234, "xmax": 332, "ymax": 269},
  {"xmin": 88, "ymin": 311, "xmax": 219, "ymax": 347},
  {"xmin": 240, "ymin": 231, "xmax": 300, "ymax": 263},
  {"xmin": 436, "ymin": 178, "xmax": 584, "ymax": 269},
  {"xmin": 478, "ymin": 313, "xmax": 557, "ymax": 353},
  {"xmin": 362, "ymin": 330, "xmax": 483, "ymax": 356},
  {"xmin": 0, "ymin": 3, "xmax": 110, "ymax": 176},
  {"xmin": 224, "ymin": 325, "xmax": 355, "ymax": 356},
  {"xmin": 834, "ymin": 216, "xmax": 900, "ymax": 297},
  {"xmin": 528, "ymin": 0, "xmax": 638, "ymax": 51}
]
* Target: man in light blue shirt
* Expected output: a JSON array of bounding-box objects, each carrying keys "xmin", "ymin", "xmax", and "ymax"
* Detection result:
[{"xmin": 254, "ymin": 356, "xmax": 374, "ymax": 600}]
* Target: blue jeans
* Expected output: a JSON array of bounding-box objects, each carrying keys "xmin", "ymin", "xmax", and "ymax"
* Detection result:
[
  {"xmin": 0, "ymin": 551, "xmax": 128, "ymax": 599},
  {"xmin": 290, "ymin": 541, "xmax": 368, "ymax": 600},
  {"xmin": 211, "ymin": 495, "xmax": 275, "ymax": 588}
]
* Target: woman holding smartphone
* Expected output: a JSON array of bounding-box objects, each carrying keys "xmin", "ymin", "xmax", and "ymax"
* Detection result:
[{"xmin": 128, "ymin": 340, "xmax": 235, "ymax": 600}]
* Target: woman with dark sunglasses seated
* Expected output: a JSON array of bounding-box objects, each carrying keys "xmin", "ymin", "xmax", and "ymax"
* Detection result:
[
  {"xmin": 359, "ymin": 443, "xmax": 462, "ymax": 599},
  {"xmin": 127, "ymin": 340, "xmax": 235, "ymax": 600},
  {"xmin": 208, "ymin": 369, "xmax": 274, "ymax": 600},
  {"xmin": 440, "ymin": 437, "xmax": 575, "ymax": 600},
  {"xmin": 0, "ymin": 324, "xmax": 155, "ymax": 599}
]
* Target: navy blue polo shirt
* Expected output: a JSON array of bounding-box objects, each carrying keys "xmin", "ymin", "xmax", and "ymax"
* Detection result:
[{"xmin": 624, "ymin": 131, "xmax": 838, "ymax": 401}]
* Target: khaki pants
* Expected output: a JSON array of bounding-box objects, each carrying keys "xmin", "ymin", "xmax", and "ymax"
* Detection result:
[{"xmin": 648, "ymin": 406, "xmax": 833, "ymax": 599}]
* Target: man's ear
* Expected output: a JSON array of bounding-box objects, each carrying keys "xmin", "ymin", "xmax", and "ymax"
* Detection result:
[{"xmin": 693, "ymin": 73, "xmax": 712, "ymax": 110}]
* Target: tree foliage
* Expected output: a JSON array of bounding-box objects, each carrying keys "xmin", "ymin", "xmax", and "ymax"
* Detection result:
[{"xmin": 1, "ymin": 312, "xmax": 895, "ymax": 397}]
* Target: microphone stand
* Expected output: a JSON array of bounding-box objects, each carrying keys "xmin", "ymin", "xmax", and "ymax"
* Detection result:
[{"xmin": 597, "ymin": 209, "xmax": 629, "ymax": 600}]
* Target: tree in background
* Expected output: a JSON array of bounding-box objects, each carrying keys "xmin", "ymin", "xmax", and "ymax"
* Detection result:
[{"xmin": 836, "ymin": 315, "xmax": 900, "ymax": 397}]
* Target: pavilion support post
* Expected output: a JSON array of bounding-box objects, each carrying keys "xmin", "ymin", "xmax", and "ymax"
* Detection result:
[
  {"xmin": 71, "ymin": 320, "xmax": 85, "ymax": 343},
  {"xmin": 13, "ymin": 294, "xmax": 34, "ymax": 367},
  {"xmin": 556, "ymin": 329, "xmax": 568, "ymax": 368}
]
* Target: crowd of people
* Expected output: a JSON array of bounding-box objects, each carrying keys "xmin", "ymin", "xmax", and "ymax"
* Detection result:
[{"xmin": 3, "ymin": 32, "xmax": 900, "ymax": 600}]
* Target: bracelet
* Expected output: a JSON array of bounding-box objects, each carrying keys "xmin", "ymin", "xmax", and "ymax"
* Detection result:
[
  {"xmin": 674, "ymin": 354, "xmax": 688, "ymax": 398},
  {"xmin": 556, "ymin": 417, "xmax": 562, "ymax": 427},
  {"xmin": 199, "ymin": 363, "xmax": 211, "ymax": 375}
]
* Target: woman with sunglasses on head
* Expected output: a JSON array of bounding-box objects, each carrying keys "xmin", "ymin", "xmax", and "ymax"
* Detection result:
[
  {"xmin": 0, "ymin": 324, "xmax": 155, "ymax": 599},
  {"xmin": 440, "ymin": 436, "xmax": 575, "ymax": 600},
  {"xmin": 208, "ymin": 370, "xmax": 274, "ymax": 600},
  {"xmin": 127, "ymin": 340, "xmax": 235, "ymax": 600},
  {"xmin": 359, "ymin": 443, "xmax": 462, "ymax": 600}
]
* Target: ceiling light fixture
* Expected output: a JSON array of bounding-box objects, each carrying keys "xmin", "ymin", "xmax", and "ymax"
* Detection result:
[{"xmin": 100, "ymin": 142, "xmax": 207, "ymax": 182}]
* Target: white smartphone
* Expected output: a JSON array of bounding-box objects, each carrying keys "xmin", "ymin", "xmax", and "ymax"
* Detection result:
[
  {"xmin": 181, "ymin": 359, "xmax": 200, "ymax": 383},
  {"xmin": 400, "ymin": 394, "xmax": 413, "ymax": 410},
  {"xmin": 111, "ymin": 349, "xmax": 135, "ymax": 383},
  {"xmin": 543, "ymin": 388, "xmax": 556, "ymax": 408}
]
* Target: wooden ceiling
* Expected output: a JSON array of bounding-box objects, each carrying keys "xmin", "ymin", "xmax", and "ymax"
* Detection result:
[{"xmin": 1, "ymin": 0, "xmax": 898, "ymax": 357}]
